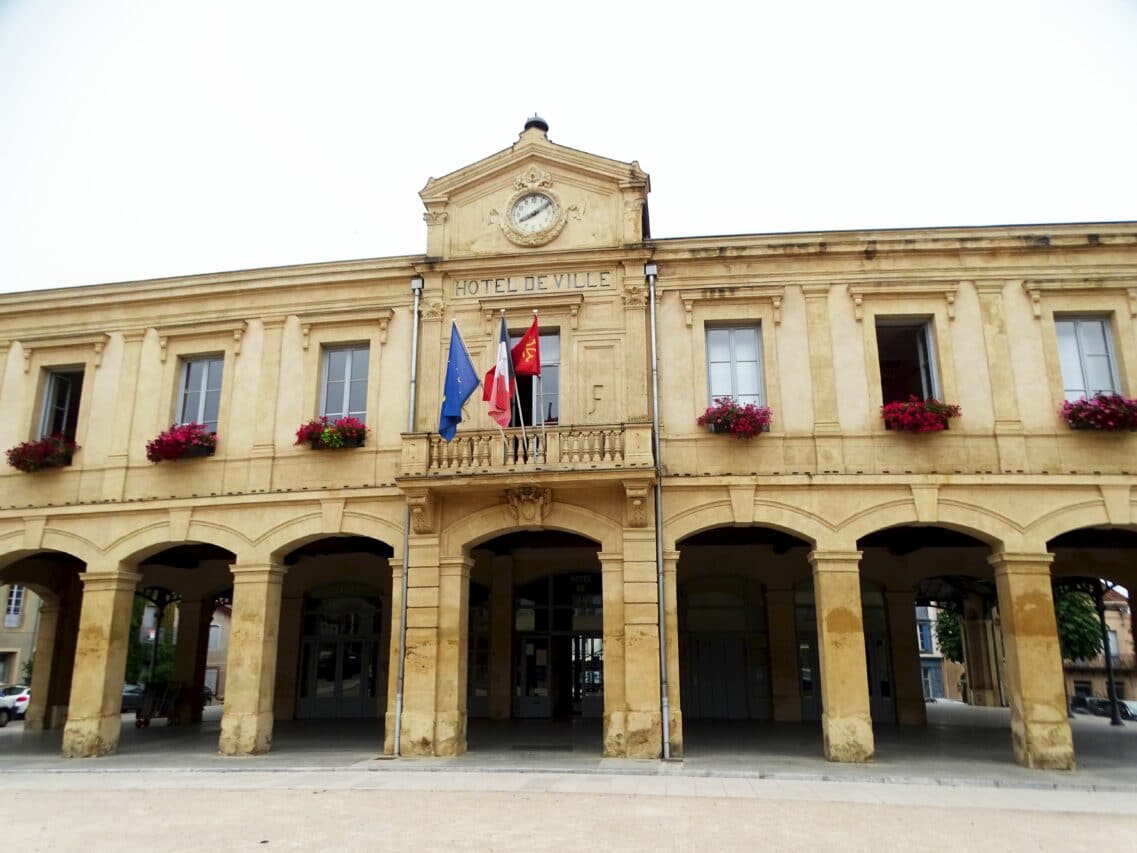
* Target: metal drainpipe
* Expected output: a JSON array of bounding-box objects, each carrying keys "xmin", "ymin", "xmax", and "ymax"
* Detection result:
[
  {"xmin": 1095, "ymin": 579, "xmax": 1124, "ymax": 727},
  {"xmin": 646, "ymin": 261, "xmax": 671, "ymax": 760},
  {"xmin": 394, "ymin": 274, "xmax": 424, "ymax": 756}
]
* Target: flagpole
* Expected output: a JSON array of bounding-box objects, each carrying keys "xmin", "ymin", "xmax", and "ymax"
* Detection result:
[
  {"xmin": 503, "ymin": 309, "xmax": 529, "ymax": 460},
  {"xmin": 534, "ymin": 309, "xmax": 546, "ymax": 463}
]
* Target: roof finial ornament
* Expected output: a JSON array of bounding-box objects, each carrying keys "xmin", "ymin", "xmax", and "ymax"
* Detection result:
[{"xmin": 523, "ymin": 114, "xmax": 549, "ymax": 134}]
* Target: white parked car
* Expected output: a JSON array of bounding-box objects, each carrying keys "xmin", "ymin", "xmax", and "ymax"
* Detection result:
[{"xmin": 0, "ymin": 685, "xmax": 30, "ymax": 726}]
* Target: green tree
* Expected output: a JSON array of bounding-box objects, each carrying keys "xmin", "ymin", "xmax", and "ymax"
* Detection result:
[
  {"xmin": 1055, "ymin": 590, "xmax": 1102, "ymax": 662},
  {"xmin": 934, "ymin": 609, "xmax": 964, "ymax": 663},
  {"xmin": 124, "ymin": 597, "xmax": 177, "ymax": 685}
]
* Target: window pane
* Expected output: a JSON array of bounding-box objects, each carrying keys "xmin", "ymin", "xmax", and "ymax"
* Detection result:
[
  {"xmin": 1077, "ymin": 320, "xmax": 1109, "ymax": 357},
  {"xmin": 708, "ymin": 363, "xmax": 733, "ymax": 398},
  {"xmin": 707, "ymin": 329, "xmax": 731, "ymax": 362},
  {"xmin": 733, "ymin": 328, "xmax": 759, "ymax": 361},
  {"xmin": 1056, "ymin": 321, "xmax": 1085, "ymax": 397},
  {"xmin": 324, "ymin": 380, "xmax": 345, "ymax": 419},
  {"xmin": 206, "ymin": 358, "xmax": 224, "ymax": 392},
  {"xmin": 349, "ymin": 347, "xmax": 369, "ymax": 381},
  {"xmin": 735, "ymin": 362, "xmax": 761, "ymax": 399},
  {"xmin": 1085, "ymin": 354, "xmax": 1117, "ymax": 396},
  {"xmin": 327, "ymin": 350, "xmax": 348, "ymax": 383},
  {"xmin": 541, "ymin": 365, "xmax": 559, "ymax": 422},
  {"xmin": 541, "ymin": 333, "xmax": 559, "ymax": 363},
  {"xmin": 348, "ymin": 379, "xmax": 367, "ymax": 418},
  {"xmin": 202, "ymin": 388, "xmax": 220, "ymax": 430},
  {"xmin": 182, "ymin": 390, "xmax": 202, "ymax": 423},
  {"xmin": 186, "ymin": 360, "xmax": 205, "ymax": 391}
]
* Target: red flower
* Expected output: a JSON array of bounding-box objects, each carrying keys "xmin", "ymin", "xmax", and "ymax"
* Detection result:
[
  {"xmin": 146, "ymin": 422, "xmax": 216, "ymax": 463},
  {"xmin": 1061, "ymin": 394, "xmax": 1137, "ymax": 431},
  {"xmin": 6, "ymin": 435, "xmax": 79, "ymax": 472},
  {"xmin": 697, "ymin": 398, "xmax": 773, "ymax": 439},
  {"xmin": 881, "ymin": 397, "xmax": 961, "ymax": 433}
]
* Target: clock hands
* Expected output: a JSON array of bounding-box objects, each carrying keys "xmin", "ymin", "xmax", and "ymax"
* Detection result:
[{"xmin": 520, "ymin": 198, "xmax": 552, "ymax": 222}]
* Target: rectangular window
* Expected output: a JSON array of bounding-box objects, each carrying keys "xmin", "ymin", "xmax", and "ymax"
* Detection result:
[
  {"xmin": 876, "ymin": 319, "xmax": 939, "ymax": 402},
  {"xmin": 916, "ymin": 621, "xmax": 933, "ymax": 653},
  {"xmin": 321, "ymin": 345, "xmax": 369, "ymax": 422},
  {"xmin": 4, "ymin": 585, "xmax": 24, "ymax": 628},
  {"xmin": 1056, "ymin": 317, "xmax": 1120, "ymax": 401},
  {"xmin": 706, "ymin": 326, "xmax": 764, "ymax": 406},
  {"xmin": 208, "ymin": 622, "xmax": 222, "ymax": 651},
  {"xmin": 39, "ymin": 368, "xmax": 85, "ymax": 439},
  {"xmin": 178, "ymin": 356, "xmax": 224, "ymax": 433},
  {"xmin": 510, "ymin": 331, "xmax": 560, "ymax": 427}
]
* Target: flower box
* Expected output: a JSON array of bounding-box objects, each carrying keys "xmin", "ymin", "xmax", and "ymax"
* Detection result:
[
  {"xmin": 1061, "ymin": 394, "xmax": 1137, "ymax": 431},
  {"xmin": 295, "ymin": 416, "xmax": 369, "ymax": 450},
  {"xmin": 697, "ymin": 398, "xmax": 773, "ymax": 439},
  {"xmin": 881, "ymin": 397, "xmax": 961, "ymax": 433},
  {"xmin": 6, "ymin": 435, "xmax": 79, "ymax": 473},
  {"xmin": 146, "ymin": 422, "xmax": 217, "ymax": 463}
]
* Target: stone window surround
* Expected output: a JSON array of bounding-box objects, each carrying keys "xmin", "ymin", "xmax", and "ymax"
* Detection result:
[
  {"xmin": 1024, "ymin": 280, "xmax": 1137, "ymax": 409},
  {"xmin": 153, "ymin": 332, "xmax": 239, "ymax": 444},
  {"xmin": 848, "ymin": 284, "xmax": 959, "ymax": 430},
  {"xmin": 18, "ymin": 342, "xmax": 100, "ymax": 446},
  {"xmin": 682, "ymin": 288, "xmax": 782, "ymax": 432},
  {"xmin": 297, "ymin": 317, "xmax": 389, "ymax": 431}
]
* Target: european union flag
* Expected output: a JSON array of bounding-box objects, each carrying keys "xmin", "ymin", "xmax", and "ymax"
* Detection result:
[{"xmin": 438, "ymin": 322, "xmax": 480, "ymax": 441}]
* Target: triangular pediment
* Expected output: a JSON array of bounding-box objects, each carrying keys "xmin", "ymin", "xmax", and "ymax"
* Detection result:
[{"xmin": 419, "ymin": 123, "xmax": 650, "ymax": 260}]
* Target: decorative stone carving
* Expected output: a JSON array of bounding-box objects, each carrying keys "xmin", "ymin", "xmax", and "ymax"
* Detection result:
[
  {"xmin": 491, "ymin": 169, "xmax": 577, "ymax": 248},
  {"xmin": 623, "ymin": 283, "xmax": 646, "ymax": 309},
  {"xmin": 623, "ymin": 482, "xmax": 650, "ymax": 528},
  {"xmin": 506, "ymin": 487, "xmax": 552, "ymax": 525},
  {"xmin": 422, "ymin": 300, "xmax": 445, "ymax": 322},
  {"xmin": 423, "ymin": 209, "xmax": 448, "ymax": 226},
  {"xmin": 406, "ymin": 490, "xmax": 436, "ymax": 534}
]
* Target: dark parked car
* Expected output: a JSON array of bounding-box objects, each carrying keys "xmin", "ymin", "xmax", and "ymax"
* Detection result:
[
  {"xmin": 201, "ymin": 685, "xmax": 214, "ymax": 706},
  {"xmin": 121, "ymin": 684, "xmax": 145, "ymax": 713}
]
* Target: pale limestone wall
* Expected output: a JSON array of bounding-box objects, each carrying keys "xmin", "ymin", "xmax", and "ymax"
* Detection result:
[{"xmin": 0, "ymin": 124, "xmax": 1133, "ymax": 766}]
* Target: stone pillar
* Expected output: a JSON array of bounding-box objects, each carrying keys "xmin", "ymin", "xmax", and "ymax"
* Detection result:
[
  {"xmin": 248, "ymin": 318, "xmax": 286, "ymax": 492},
  {"xmin": 963, "ymin": 595, "xmax": 998, "ymax": 706},
  {"xmin": 23, "ymin": 598, "xmax": 60, "ymax": 731},
  {"xmin": 621, "ymin": 260, "xmax": 650, "ymax": 422},
  {"xmin": 273, "ymin": 593, "xmax": 303, "ymax": 720},
  {"xmin": 618, "ymin": 529, "xmax": 662, "ymax": 758},
  {"xmin": 974, "ymin": 282, "xmax": 1028, "ymax": 472},
  {"xmin": 990, "ymin": 552, "xmax": 1074, "ymax": 770},
  {"xmin": 102, "ymin": 331, "xmax": 145, "ymax": 498},
  {"xmin": 170, "ymin": 598, "xmax": 212, "ymax": 724},
  {"xmin": 219, "ymin": 563, "xmax": 286, "ymax": 755},
  {"xmin": 599, "ymin": 552, "xmax": 627, "ymax": 756},
  {"xmin": 489, "ymin": 555, "xmax": 513, "ymax": 720},
  {"xmin": 801, "ymin": 284, "xmax": 844, "ymax": 472},
  {"xmin": 662, "ymin": 550, "xmax": 682, "ymax": 757},
  {"xmin": 434, "ymin": 556, "xmax": 471, "ymax": 755},
  {"xmin": 885, "ymin": 589, "xmax": 927, "ymax": 726},
  {"xmin": 809, "ymin": 550, "xmax": 873, "ymax": 762},
  {"xmin": 383, "ymin": 559, "xmax": 403, "ymax": 755},
  {"xmin": 767, "ymin": 587, "xmax": 802, "ymax": 722},
  {"xmin": 61, "ymin": 567, "xmax": 141, "ymax": 758}
]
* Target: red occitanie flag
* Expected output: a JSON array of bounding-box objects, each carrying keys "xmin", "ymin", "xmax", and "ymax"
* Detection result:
[{"xmin": 511, "ymin": 315, "xmax": 541, "ymax": 377}]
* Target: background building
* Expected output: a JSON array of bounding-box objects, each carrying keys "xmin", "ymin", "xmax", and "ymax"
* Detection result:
[{"xmin": 0, "ymin": 121, "xmax": 1134, "ymax": 771}]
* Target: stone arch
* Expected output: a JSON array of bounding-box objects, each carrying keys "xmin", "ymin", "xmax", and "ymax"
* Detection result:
[
  {"xmin": 262, "ymin": 510, "xmax": 404, "ymax": 564},
  {"xmin": 1026, "ymin": 504, "xmax": 1137, "ymax": 549},
  {"xmin": 837, "ymin": 501, "xmax": 1015, "ymax": 551},
  {"xmin": 441, "ymin": 500, "xmax": 619, "ymax": 555},
  {"xmin": 0, "ymin": 531, "xmax": 99, "ymax": 572},
  {"xmin": 665, "ymin": 500, "xmax": 826, "ymax": 552},
  {"xmin": 106, "ymin": 521, "xmax": 252, "ymax": 566}
]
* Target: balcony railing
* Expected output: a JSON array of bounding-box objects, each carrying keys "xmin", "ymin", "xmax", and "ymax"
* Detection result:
[
  {"xmin": 399, "ymin": 423, "xmax": 654, "ymax": 479},
  {"xmin": 1066, "ymin": 654, "xmax": 1136, "ymax": 671}
]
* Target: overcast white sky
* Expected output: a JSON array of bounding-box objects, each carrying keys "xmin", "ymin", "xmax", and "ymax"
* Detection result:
[{"xmin": 1, "ymin": 0, "xmax": 1136, "ymax": 293}]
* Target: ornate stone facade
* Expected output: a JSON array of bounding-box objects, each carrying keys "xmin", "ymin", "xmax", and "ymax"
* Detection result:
[{"xmin": 0, "ymin": 122, "xmax": 1135, "ymax": 771}]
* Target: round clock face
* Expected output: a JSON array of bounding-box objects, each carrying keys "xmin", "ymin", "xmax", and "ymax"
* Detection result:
[{"xmin": 510, "ymin": 192, "xmax": 557, "ymax": 234}]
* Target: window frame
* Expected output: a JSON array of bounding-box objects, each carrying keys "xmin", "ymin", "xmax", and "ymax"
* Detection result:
[
  {"xmin": 4, "ymin": 585, "xmax": 25, "ymax": 629},
  {"xmin": 509, "ymin": 329, "xmax": 560, "ymax": 427},
  {"xmin": 176, "ymin": 354, "xmax": 225, "ymax": 432},
  {"xmin": 320, "ymin": 343, "xmax": 371, "ymax": 423},
  {"xmin": 874, "ymin": 317, "xmax": 943, "ymax": 403},
  {"xmin": 38, "ymin": 366, "xmax": 85, "ymax": 440},
  {"xmin": 1054, "ymin": 315, "xmax": 1121, "ymax": 401},
  {"xmin": 704, "ymin": 324, "xmax": 766, "ymax": 407}
]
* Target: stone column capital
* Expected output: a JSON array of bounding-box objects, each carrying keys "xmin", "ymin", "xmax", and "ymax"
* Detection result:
[
  {"xmin": 808, "ymin": 550, "xmax": 863, "ymax": 572},
  {"xmin": 80, "ymin": 570, "xmax": 143, "ymax": 594},
  {"xmin": 439, "ymin": 557, "xmax": 473, "ymax": 577},
  {"xmin": 988, "ymin": 552, "xmax": 1054, "ymax": 576},
  {"xmin": 597, "ymin": 552, "xmax": 624, "ymax": 572},
  {"xmin": 228, "ymin": 563, "xmax": 287, "ymax": 585}
]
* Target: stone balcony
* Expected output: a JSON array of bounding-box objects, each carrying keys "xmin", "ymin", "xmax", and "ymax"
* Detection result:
[{"xmin": 397, "ymin": 423, "xmax": 655, "ymax": 487}]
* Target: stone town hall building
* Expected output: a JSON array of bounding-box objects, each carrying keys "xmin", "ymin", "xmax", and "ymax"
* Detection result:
[{"xmin": 1, "ymin": 120, "xmax": 1134, "ymax": 770}]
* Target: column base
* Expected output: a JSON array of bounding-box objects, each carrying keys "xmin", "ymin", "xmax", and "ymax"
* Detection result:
[
  {"xmin": 895, "ymin": 698, "xmax": 928, "ymax": 726},
  {"xmin": 218, "ymin": 710, "xmax": 273, "ymax": 755},
  {"xmin": 395, "ymin": 710, "xmax": 467, "ymax": 756},
  {"xmin": 1011, "ymin": 716, "xmax": 1075, "ymax": 770},
  {"xmin": 604, "ymin": 710, "xmax": 660, "ymax": 758},
  {"xmin": 970, "ymin": 688, "xmax": 999, "ymax": 707},
  {"xmin": 821, "ymin": 712, "xmax": 874, "ymax": 763},
  {"xmin": 667, "ymin": 708, "xmax": 684, "ymax": 758},
  {"xmin": 61, "ymin": 715, "xmax": 121, "ymax": 758}
]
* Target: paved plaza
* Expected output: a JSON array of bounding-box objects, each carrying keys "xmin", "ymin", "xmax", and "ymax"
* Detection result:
[{"xmin": 4, "ymin": 703, "xmax": 1137, "ymax": 850}]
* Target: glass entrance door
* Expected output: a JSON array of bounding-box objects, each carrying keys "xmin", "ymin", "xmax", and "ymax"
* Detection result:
[{"xmin": 297, "ymin": 592, "xmax": 380, "ymax": 719}]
